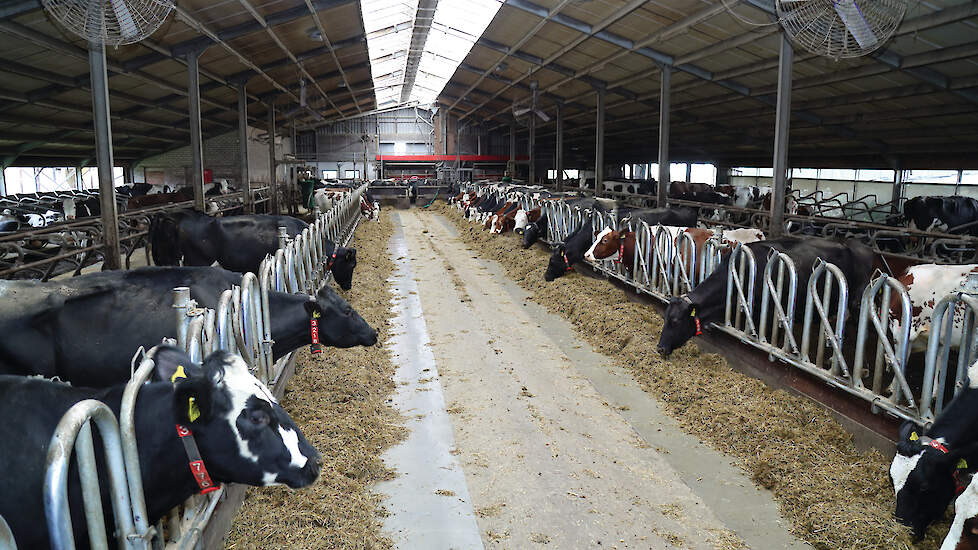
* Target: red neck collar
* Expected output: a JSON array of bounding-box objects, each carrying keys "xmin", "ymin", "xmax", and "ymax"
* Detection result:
[{"xmin": 175, "ymin": 424, "xmax": 219, "ymax": 494}]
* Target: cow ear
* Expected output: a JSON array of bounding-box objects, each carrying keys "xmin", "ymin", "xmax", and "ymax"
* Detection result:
[
  {"xmin": 152, "ymin": 345, "xmax": 201, "ymax": 383},
  {"xmin": 344, "ymin": 248, "xmax": 356, "ymax": 262},
  {"xmin": 172, "ymin": 376, "xmax": 214, "ymax": 424}
]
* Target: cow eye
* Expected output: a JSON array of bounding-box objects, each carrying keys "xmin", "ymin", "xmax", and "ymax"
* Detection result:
[{"xmin": 249, "ymin": 409, "xmax": 270, "ymax": 426}]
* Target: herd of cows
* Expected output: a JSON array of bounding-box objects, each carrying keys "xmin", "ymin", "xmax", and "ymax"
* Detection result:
[
  {"xmin": 452, "ymin": 181, "xmax": 978, "ymax": 548},
  {"xmin": 0, "ymin": 186, "xmax": 379, "ymax": 548}
]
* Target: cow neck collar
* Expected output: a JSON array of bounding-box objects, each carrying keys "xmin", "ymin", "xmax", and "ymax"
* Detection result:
[
  {"xmin": 309, "ymin": 297, "xmax": 324, "ymax": 354},
  {"xmin": 918, "ymin": 435, "xmax": 974, "ymax": 495},
  {"xmin": 612, "ymin": 232, "xmax": 633, "ymax": 265},
  {"xmin": 170, "ymin": 367, "xmax": 220, "ymax": 495},
  {"xmin": 681, "ymin": 295, "xmax": 703, "ymax": 337},
  {"xmin": 563, "ymin": 252, "xmax": 574, "ymax": 272},
  {"xmin": 325, "ymin": 251, "xmax": 338, "ymax": 271}
]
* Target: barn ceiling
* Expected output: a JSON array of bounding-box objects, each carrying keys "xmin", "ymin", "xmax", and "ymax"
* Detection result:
[
  {"xmin": 0, "ymin": 0, "xmax": 975, "ymax": 168},
  {"xmin": 438, "ymin": 0, "xmax": 978, "ymax": 169}
]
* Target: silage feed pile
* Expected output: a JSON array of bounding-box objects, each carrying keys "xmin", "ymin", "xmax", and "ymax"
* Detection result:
[
  {"xmin": 226, "ymin": 212, "xmax": 405, "ymax": 550},
  {"xmin": 429, "ymin": 202, "xmax": 946, "ymax": 550}
]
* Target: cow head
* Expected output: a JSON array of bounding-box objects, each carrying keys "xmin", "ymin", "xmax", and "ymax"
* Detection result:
[
  {"xmin": 305, "ymin": 284, "xmax": 377, "ymax": 347},
  {"xmin": 657, "ymin": 296, "xmax": 699, "ymax": 358},
  {"xmin": 523, "ymin": 222, "xmax": 541, "ymax": 249},
  {"xmin": 328, "ymin": 247, "xmax": 357, "ymax": 290},
  {"xmin": 584, "ymin": 228, "xmax": 621, "ymax": 262},
  {"xmin": 514, "ymin": 210, "xmax": 529, "ymax": 234},
  {"xmin": 150, "ymin": 346, "xmax": 321, "ymax": 489},
  {"xmin": 545, "ymin": 244, "xmax": 573, "ymax": 282},
  {"xmin": 891, "ymin": 421, "xmax": 967, "ymax": 538}
]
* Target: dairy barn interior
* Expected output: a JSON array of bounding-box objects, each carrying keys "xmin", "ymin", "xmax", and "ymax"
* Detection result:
[{"xmin": 1, "ymin": 0, "xmax": 978, "ymax": 548}]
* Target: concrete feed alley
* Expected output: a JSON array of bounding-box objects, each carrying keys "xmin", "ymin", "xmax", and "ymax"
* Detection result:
[{"xmin": 376, "ymin": 209, "xmax": 809, "ymax": 550}]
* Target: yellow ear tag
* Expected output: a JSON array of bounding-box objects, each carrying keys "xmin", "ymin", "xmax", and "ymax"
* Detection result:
[
  {"xmin": 188, "ymin": 397, "xmax": 201, "ymax": 422},
  {"xmin": 910, "ymin": 431, "xmax": 919, "ymax": 441},
  {"xmin": 312, "ymin": 310, "xmax": 321, "ymax": 319},
  {"xmin": 958, "ymin": 458, "xmax": 969, "ymax": 470},
  {"xmin": 170, "ymin": 365, "xmax": 187, "ymax": 384},
  {"xmin": 690, "ymin": 308, "xmax": 696, "ymax": 317}
]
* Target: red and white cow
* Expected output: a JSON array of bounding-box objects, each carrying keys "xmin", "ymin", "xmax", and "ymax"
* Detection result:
[
  {"xmin": 584, "ymin": 225, "xmax": 764, "ymax": 281},
  {"xmin": 891, "ymin": 264, "xmax": 978, "ymax": 352}
]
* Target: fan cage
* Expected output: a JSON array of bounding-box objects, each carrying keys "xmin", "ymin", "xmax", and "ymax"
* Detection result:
[
  {"xmin": 776, "ymin": 0, "xmax": 907, "ymax": 59},
  {"xmin": 41, "ymin": 0, "xmax": 174, "ymax": 47}
]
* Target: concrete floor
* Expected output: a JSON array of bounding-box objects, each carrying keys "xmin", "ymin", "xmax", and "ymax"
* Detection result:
[{"xmin": 378, "ymin": 209, "xmax": 811, "ymax": 550}]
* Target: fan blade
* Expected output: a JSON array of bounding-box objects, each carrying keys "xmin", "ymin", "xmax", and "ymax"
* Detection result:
[
  {"xmin": 834, "ymin": 0, "xmax": 878, "ymax": 50},
  {"xmin": 534, "ymin": 110, "xmax": 550, "ymax": 122},
  {"xmin": 513, "ymin": 107, "xmax": 531, "ymax": 117},
  {"xmin": 110, "ymin": 0, "xmax": 139, "ymax": 38}
]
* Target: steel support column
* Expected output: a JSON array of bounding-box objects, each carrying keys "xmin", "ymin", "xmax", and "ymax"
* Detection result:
[
  {"xmin": 89, "ymin": 43, "xmax": 121, "ymax": 270},
  {"xmin": 656, "ymin": 67, "xmax": 671, "ymax": 206},
  {"xmin": 595, "ymin": 87, "xmax": 605, "ymax": 197},
  {"xmin": 74, "ymin": 166, "xmax": 83, "ymax": 190},
  {"xmin": 555, "ymin": 103, "xmax": 564, "ymax": 192},
  {"xmin": 443, "ymin": 110, "xmax": 449, "ymax": 155},
  {"xmin": 187, "ymin": 50, "xmax": 205, "ymax": 212},
  {"xmin": 529, "ymin": 114, "xmax": 536, "ymax": 185},
  {"xmin": 268, "ymin": 101, "xmax": 278, "ymax": 214},
  {"xmin": 238, "ymin": 84, "xmax": 252, "ymax": 213},
  {"xmin": 769, "ymin": 34, "xmax": 793, "ymax": 238},
  {"xmin": 685, "ymin": 162, "xmax": 691, "ymax": 182},
  {"xmin": 890, "ymin": 163, "xmax": 904, "ymax": 213},
  {"xmin": 0, "ymin": 165, "xmax": 5, "ymax": 196},
  {"xmin": 509, "ymin": 120, "xmax": 515, "ymax": 178}
]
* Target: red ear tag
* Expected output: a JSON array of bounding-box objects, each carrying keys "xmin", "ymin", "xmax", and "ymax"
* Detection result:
[{"xmin": 310, "ymin": 317, "xmax": 323, "ymax": 354}]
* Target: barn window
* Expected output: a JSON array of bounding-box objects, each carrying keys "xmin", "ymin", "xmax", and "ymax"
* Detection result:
[{"xmin": 322, "ymin": 170, "xmax": 338, "ymax": 179}]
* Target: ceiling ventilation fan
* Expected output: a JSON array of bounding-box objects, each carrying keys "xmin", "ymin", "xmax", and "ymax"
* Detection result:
[
  {"xmin": 41, "ymin": 0, "xmax": 174, "ymax": 46},
  {"xmin": 512, "ymin": 81, "xmax": 550, "ymax": 123},
  {"xmin": 775, "ymin": 0, "xmax": 908, "ymax": 59}
]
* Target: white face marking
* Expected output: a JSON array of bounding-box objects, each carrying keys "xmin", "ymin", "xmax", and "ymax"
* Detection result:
[
  {"xmin": 514, "ymin": 210, "xmax": 529, "ymax": 230},
  {"xmin": 585, "ymin": 227, "xmax": 613, "ymax": 262},
  {"xmin": 278, "ymin": 426, "xmax": 309, "ymax": 468},
  {"xmin": 218, "ymin": 355, "xmax": 278, "ymax": 463},
  {"xmin": 261, "ymin": 472, "xmax": 281, "ymax": 486},
  {"xmin": 890, "ymin": 451, "xmax": 923, "ymax": 495}
]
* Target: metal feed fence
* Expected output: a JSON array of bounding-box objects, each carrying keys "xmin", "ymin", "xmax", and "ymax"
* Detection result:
[
  {"xmin": 482, "ymin": 184, "xmax": 975, "ymax": 428},
  {"xmin": 41, "ymin": 184, "xmax": 368, "ymax": 550}
]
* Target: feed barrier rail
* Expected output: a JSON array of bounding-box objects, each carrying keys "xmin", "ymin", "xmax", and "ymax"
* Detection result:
[
  {"xmin": 41, "ymin": 184, "xmax": 368, "ymax": 550},
  {"xmin": 499, "ymin": 187, "xmax": 976, "ymax": 428}
]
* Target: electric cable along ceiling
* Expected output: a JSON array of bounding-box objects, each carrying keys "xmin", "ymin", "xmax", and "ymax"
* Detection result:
[{"xmin": 360, "ymin": 0, "xmax": 503, "ymax": 109}]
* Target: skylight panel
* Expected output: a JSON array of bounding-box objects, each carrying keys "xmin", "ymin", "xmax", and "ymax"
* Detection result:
[
  {"xmin": 362, "ymin": 0, "xmax": 501, "ymax": 109},
  {"xmin": 408, "ymin": 0, "xmax": 502, "ymax": 105}
]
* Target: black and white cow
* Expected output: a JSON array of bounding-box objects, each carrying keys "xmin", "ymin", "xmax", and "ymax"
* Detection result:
[
  {"xmin": 149, "ymin": 210, "xmax": 357, "ymax": 289},
  {"xmin": 544, "ymin": 221, "xmax": 595, "ymax": 282},
  {"xmin": 0, "ymin": 266, "xmax": 377, "ymax": 387},
  {"xmin": 625, "ymin": 206, "xmax": 699, "ymax": 228},
  {"xmin": 904, "ymin": 196, "xmax": 978, "ymax": 235},
  {"xmin": 0, "ymin": 345, "xmax": 321, "ymax": 549},
  {"xmin": 656, "ymin": 237, "xmax": 875, "ymax": 357},
  {"xmin": 522, "ymin": 214, "xmax": 549, "ymax": 249},
  {"xmin": 891, "ymin": 367, "xmax": 978, "ymax": 539}
]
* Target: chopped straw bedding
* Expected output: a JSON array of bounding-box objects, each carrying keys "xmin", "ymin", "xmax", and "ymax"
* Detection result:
[
  {"xmin": 429, "ymin": 202, "xmax": 950, "ymax": 550},
  {"xmin": 225, "ymin": 212, "xmax": 404, "ymax": 550}
]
